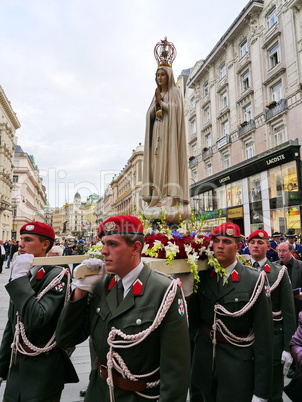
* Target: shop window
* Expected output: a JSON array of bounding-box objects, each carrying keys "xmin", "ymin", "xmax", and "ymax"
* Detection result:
[
  {"xmin": 240, "ymin": 39, "xmax": 248, "ymax": 58},
  {"xmin": 248, "ymin": 174, "xmax": 261, "ymax": 202}
]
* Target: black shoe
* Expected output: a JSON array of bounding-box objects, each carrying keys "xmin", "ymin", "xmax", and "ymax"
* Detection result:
[
  {"xmin": 287, "ymin": 367, "xmax": 296, "ymax": 378},
  {"xmin": 80, "ymin": 386, "xmax": 87, "ymax": 397}
]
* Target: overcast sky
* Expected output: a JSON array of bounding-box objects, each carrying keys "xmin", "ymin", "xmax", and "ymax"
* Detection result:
[{"xmin": 1, "ymin": 0, "xmax": 248, "ymax": 207}]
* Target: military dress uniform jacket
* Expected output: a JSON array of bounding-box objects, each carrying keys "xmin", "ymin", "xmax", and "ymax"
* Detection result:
[
  {"xmin": 56, "ymin": 264, "xmax": 191, "ymax": 402},
  {"xmin": 0, "ymin": 265, "xmax": 78, "ymax": 402},
  {"xmin": 189, "ymin": 261, "xmax": 274, "ymax": 402},
  {"xmin": 263, "ymin": 259, "xmax": 296, "ymax": 359}
]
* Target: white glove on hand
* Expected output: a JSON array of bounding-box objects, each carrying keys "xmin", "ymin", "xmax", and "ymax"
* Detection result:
[
  {"xmin": 251, "ymin": 395, "xmax": 267, "ymax": 402},
  {"xmin": 73, "ymin": 262, "xmax": 105, "ymax": 293},
  {"xmin": 281, "ymin": 350, "xmax": 293, "ymax": 376},
  {"xmin": 81, "ymin": 258, "xmax": 104, "ymax": 271},
  {"xmin": 11, "ymin": 254, "xmax": 34, "ymax": 280},
  {"xmin": 175, "ymin": 273, "xmax": 194, "ymax": 297}
]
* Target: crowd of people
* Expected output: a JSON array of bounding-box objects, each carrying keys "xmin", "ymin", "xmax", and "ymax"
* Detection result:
[{"xmin": 1, "ymin": 218, "xmax": 302, "ymax": 401}]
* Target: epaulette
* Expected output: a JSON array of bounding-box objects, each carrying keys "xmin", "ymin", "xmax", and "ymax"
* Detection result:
[{"xmin": 153, "ymin": 270, "xmax": 173, "ymax": 280}]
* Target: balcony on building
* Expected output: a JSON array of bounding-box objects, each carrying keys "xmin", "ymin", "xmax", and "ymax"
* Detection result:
[
  {"xmin": 265, "ymin": 98, "xmax": 288, "ymax": 121},
  {"xmin": 238, "ymin": 119, "xmax": 256, "ymax": 138},
  {"xmin": 202, "ymin": 147, "xmax": 213, "ymax": 160},
  {"xmin": 189, "ymin": 156, "xmax": 198, "ymax": 168},
  {"xmin": 216, "ymin": 134, "xmax": 231, "ymax": 150}
]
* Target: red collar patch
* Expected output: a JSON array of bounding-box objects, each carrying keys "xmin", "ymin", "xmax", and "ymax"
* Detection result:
[
  {"xmin": 209, "ymin": 270, "xmax": 215, "ymax": 278},
  {"xmin": 264, "ymin": 264, "xmax": 271, "ymax": 273},
  {"xmin": 132, "ymin": 279, "xmax": 143, "ymax": 295},
  {"xmin": 108, "ymin": 276, "xmax": 117, "ymax": 290},
  {"xmin": 36, "ymin": 268, "xmax": 45, "ymax": 280},
  {"xmin": 230, "ymin": 270, "xmax": 239, "ymax": 282}
]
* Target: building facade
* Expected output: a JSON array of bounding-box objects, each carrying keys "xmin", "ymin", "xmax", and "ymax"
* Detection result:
[
  {"xmin": 110, "ymin": 143, "xmax": 144, "ymax": 216},
  {"xmin": 186, "ymin": 0, "xmax": 302, "ymax": 237},
  {"xmin": 0, "ymin": 86, "xmax": 20, "ymax": 240}
]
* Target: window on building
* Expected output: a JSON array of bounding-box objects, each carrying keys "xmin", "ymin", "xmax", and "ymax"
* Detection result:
[
  {"xmin": 220, "ymin": 62, "xmax": 226, "ymax": 79},
  {"xmin": 206, "ymin": 162, "xmax": 212, "ymax": 177},
  {"xmin": 272, "ymin": 122, "xmax": 286, "ymax": 146},
  {"xmin": 242, "ymin": 70, "xmax": 250, "ymax": 91},
  {"xmin": 192, "ymin": 169, "xmax": 197, "ymax": 180},
  {"xmin": 223, "ymin": 152, "xmax": 230, "ymax": 169},
  {"xmin": 204, "ymin": 81, "xmax": 209, "ymax": 96},
  {"xmin": 13, "ymin": 175, "xmax": 18, "ymax": 183},
  {"xmin": 240, "ymin": 39, "xmax": 248, "ymax": 58},
  {"xmin": 245, "ymin": 139, "xmax": 254, "ymax": 159},
  {"xmin": 221, "ymin": 91, "xmax": 228, "ymax": 109},
  {"xmin": 204, "ymin": 106, "xmax": 210, "ymax": 122},
  {"xmin": 243, "ymin": 103, "xmax": 252, "ymax": 122},
  {"xmin": 205, "ymin": 133, "xmax": 211, "ymax": 148},
  {"xmin": 267, "ymin": 8, "xmax": 277, "ymax": 30},
  {"xmin": 191, "ymin": 119, "xmax": 196, "ymax": 135},
  {"xmin": 271, "ymin": 80, "xmax": 282, "ymax": 102},
  {"xmin": 222, "ymin": 120, "xmax": 229, "ymax": 136},
  {"xmin": 12, "ymin": 189, "xmax": 18, "ymax": 198},
  {"xmin": 190, "ymin": 96, "xmax": 196, "ymax": 109},
  {"xmin": 192, "ymin": 144, "xmax": 197, "ymax": 156},
  {"xmin": 268, "ymin": 42, "xmax": 280, "ymax": 69}
]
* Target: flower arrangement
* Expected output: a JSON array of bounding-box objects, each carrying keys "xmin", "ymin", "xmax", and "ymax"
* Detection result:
[
  {"xmin": 240, "ymin": 121, "xmax": 248, "ymax": 127},
  {"xmin": 188, "ymin": 155, "xmax": 195, "ymax": 161},
  {"xmin": 140, "ymin": 213, "xmax": 226, "ymax": 290},
  {"xmin": 266, "ymin": 100, "xmax": 277, "ymax": 109},
  {"xmin": 202, "ymin": 147, "xmax": 208, "ymax": 152}
]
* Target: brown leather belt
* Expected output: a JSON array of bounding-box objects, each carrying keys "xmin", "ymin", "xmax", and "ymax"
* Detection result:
[
  {"xmin": 97, "ymin": 360, "xmax": 160, "ymax": 392},
  {"xmin": 200, "ymin": 322, "xmax": 250, "ymax": 343}
]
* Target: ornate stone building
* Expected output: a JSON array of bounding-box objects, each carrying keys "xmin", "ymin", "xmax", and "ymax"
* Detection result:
[
  {"xmin": 186, "ymin": 0, "xmax": 302, "ymax": 236},
  {"xmin": 0, "ymin": 86, "xmax": 21, "ymax": 240}
]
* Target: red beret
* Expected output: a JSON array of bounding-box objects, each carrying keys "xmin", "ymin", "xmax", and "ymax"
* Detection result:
[
  {"xmin": 247, "ymin": 229, "xmax": 269, "ymax": 243},
  {"xmin": 97, "ymin": 215, "xmax": 144, "ymax": 238},
  {"xmin": 20, "ymin": 222, "xmax": 55, "ymax": 241},
  {"xmin": 212, "ymin": 223, "xmax": 241, "ymax": 238}
]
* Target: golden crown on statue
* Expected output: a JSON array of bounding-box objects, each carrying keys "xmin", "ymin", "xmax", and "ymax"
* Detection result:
[{"xmin": 154, "ymin": 36, "xmax": 177, "ymax": 67}]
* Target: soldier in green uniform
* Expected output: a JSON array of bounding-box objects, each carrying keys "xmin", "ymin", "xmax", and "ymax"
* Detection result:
[
  {"xmin": 248, "ymin": 229, "xmax": 296, "ymax": 402},
  {"xmin": 0, "ymin": 221, "xmax": 78, "ymax": 402},
  {"xmin": 56, "ymin": 215, "xmax": 190, "ymax": 402},
  {"xmin": 188, "ymin": 222, "xmax": 274, "ymax": 402}
]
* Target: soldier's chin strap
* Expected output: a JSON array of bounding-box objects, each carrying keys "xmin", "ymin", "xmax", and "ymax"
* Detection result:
[
  {"xmin": 105, "ymin": 278, "xmax": 187, "ymax": 402},
  {"xmin": 211, "ymin": 270, "xmax": 267, "ymax": 365},
  {"xmin": 9, "ymin": 268, "xmax": 70, "ymax": 368}
]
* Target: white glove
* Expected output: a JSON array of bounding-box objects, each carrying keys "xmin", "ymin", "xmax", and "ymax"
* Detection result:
[
  {"xmin": 81, "ymin": 258, "xmax": 104, "ymax": 271},
  {"xmin": 73, "ymin": 261, "xmax": 105, "ymax": 293},
  {"xmin": 251, "ymin": 395, "xmax": 267, "ymax": 402},
  {"xmin": 281, "ymin": 350, "xmax": 293, "ymax": 376},
  {"xmin": 11, "ymin": 254, "xmax": 34, "ymax": 280},
  {"xmin": 175, "ymin": 273, "xmax": 194, "ymax": 297},
  {"xmin": 0, "ymin": 377, "xmax": 3, "ymax": 387}
]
